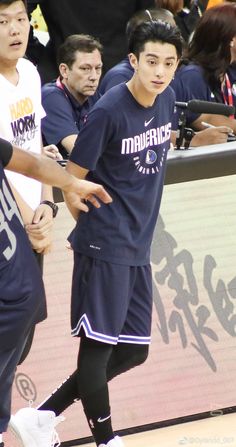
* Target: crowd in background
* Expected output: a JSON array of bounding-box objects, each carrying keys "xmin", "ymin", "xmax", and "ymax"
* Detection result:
[{"xmin": 27, "ymin": 0, "xmax": 236, "ymax": 155}]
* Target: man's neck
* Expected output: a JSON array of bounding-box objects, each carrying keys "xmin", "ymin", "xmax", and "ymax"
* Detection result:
[
  {"xmin": 62, "ymin": 79, "xmax": 87, "ymax": 105},
  {"xmin": 126, "ymin": 77, "xmax": 157, "ymax": 108},
  {"xmin": 0, "ymin": 59, "xmax": 19, "ymax": 85}
]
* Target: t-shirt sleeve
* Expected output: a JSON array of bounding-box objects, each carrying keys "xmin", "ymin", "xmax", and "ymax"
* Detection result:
[
  {"xmin": 0, "ymin": 138, "xmax": 13, "ymax": 167},
  {"xmin": 69, "ymin": 107, "xmax": 114, "ymax": 171},
  {"xmin": 42, "ymin": 89, "xmax": 79, "ymax": 145}
]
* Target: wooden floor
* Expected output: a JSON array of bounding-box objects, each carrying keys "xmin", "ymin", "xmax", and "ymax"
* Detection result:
[{"xmin": 77, "ymin": 413, "xmax": 236, "ymax": 447}]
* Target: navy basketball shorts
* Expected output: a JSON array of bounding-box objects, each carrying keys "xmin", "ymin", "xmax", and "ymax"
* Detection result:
[{"xmin": 71, "ymin": 253, "xmax": 153, "ymax": 345}]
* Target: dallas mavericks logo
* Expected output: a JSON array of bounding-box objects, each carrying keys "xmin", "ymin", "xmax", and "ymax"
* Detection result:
[{"xmin": 146, "ymin": 149, "xmax": 157, "ymax": 165}]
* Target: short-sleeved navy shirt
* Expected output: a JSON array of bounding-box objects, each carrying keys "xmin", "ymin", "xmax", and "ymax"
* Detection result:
[
  {"xmin": 0, "ymin": 145, "xmax": 47, "ymax": 350},
  {"xmin": 99, "ymin": 57, "xmax": 134, "ymax": 94},
  {"xmin": 69, "ymin": 83, "xmax": 175, "ymax": 266},
  {"xmin": 41, "ymin": 81, "xmax": 101, "ymax": 157}
]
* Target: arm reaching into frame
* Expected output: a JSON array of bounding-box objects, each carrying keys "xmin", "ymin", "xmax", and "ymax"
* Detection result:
[{"xmin": 4, "ymin": 140, "xmax": 112, "ymax": 213}]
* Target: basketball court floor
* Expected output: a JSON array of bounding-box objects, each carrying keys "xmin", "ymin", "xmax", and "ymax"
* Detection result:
[
  {"xmin": 78, "ymin": 413, "xmax": 236, "ymax": 447},
  {"xmin": 5, "ymin": 412, "xmax": 236, "ymax": 446}
]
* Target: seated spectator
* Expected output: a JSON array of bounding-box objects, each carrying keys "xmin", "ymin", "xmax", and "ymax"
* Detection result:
[
  {"xmin": 171, "ymin": 2, "xmax": 236, "ymax": 134},
  {"xmin": 41, "ymin": 34, "xmax": 103, "ymax": 158},
  {"xmin": 100, "ymin": 7, "xmax": 232, "ymax": 147}
]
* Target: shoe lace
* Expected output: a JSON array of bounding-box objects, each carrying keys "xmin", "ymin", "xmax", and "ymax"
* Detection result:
[
  {"xmin": 51, "ymin": 430, "xmax": 60, "ymax": 447},
  {"xmin": 50, "ymin": 415, "xmax": 65, "ymax": 447}
]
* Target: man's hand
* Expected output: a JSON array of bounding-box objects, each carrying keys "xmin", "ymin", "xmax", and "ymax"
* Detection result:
[
  {"xmin": 192, "ymin": 126, "xmax": 233, "ymax": 146},
  {"xmin": 25, "ymin": 203, "xmax": 54, "ymax": 254},
  {"xmin": 63, "ymin": 177, "xmax": 112, "ymax": 219},
  {"xmin": 7, "ymin": 146, "xmax": 112, "ymax": 220},
  {"xmin": 44, "ymin": 144, "xmax": 63, "ymax": 161}
]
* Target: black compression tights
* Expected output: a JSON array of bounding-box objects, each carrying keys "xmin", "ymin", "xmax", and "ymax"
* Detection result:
[
  {"xmin": 38, "ymin": 337, "xmax": 149, "ymax": 415},
  {"xmin": 39, "ymin": 338, "xmax": 148, "ymax": 444}
]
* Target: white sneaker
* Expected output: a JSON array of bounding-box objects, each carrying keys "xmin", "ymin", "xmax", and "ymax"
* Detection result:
[
  {"xmin": 9, "ymin": 407, "xmax": 65, "ymax": 447},
  {"xmin": 98, "ymin": 435, "xmax": 124, "ymax": 447}
]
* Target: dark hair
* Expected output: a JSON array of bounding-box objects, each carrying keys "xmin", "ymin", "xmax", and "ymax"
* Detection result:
[
  {"xmin": 128, "ymin": 19, "xmax": 183, "ymax": 60},
  {"xmin": 187, "ymin": 2, "xmax": 236, "ymax": 89},
  {"xmin": 126, "ymin": 8, "xmax": 175, "ymax": 40},
  {"xmin": 57, "ymin": 34, "xmax": 103, "ymax": 68},
  {"xmin": 0, "ymin": 0, "xmax": 27, "ymax": 7}
]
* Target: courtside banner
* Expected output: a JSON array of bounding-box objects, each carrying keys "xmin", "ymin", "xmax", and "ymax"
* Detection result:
[{"xmin": 8, "ymin": 174, "xmax": 236, "ymax": 445}]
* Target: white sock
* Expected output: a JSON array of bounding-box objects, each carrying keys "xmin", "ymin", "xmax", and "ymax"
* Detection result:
[{"xmin": 0, "ymin": 433, "xmax": 3, "ymax": 443}]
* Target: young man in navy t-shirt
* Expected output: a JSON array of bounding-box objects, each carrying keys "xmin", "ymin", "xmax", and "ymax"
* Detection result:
[{"xmin": 11, "ymin": 20, "xmax": 182, "ymax": 447}]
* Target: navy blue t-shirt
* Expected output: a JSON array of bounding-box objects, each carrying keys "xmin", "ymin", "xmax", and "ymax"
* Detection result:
[
  {"xmin": 42, "ymin": 81, "xmax": 101, "ymax": 157},
  {"xmin": 0, "ymin": 145, "xmax": 46, "ymax": 350},
  {"xmin": 69, "ymin": 83, "xmax": 174, "ymax": 266}
]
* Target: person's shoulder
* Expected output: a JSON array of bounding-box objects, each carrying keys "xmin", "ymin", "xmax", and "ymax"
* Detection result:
[
  {"xmin": 99, "ymin": 58, "xmax": 133, "ymax": 94},
  {"xmin": 105, "ymin": 58, "xmax": 132, "ymax": 78},
  {"xmin": 41, "ymin": 81, "xmax": 68, "ymax": 103},
  {"xmin": 176, "ymin": 63, "xmax": 203, "ymax": 78},
  {"xmin": 172, "ymin": 63, "xmax": 205, "ymax": 89},
  {"xmin": 42, "ymin": 81, "xmax": 60, "ymax": 94}
]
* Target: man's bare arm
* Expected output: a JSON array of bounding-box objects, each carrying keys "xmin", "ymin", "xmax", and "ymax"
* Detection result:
[
  {"xmin": 192, "ymin": 113, "xmax": 236, "ymax": 134},
  {"xmin": 6, "ymin": 145, "xmax": 112, "ymax": 212},
  {"xmin": 61, "ymin": 134, "xmax": 78, "ymax": 154},
  {"xmin": 64, "ymin": 160, "xmax": 89, "ymax": 220}
]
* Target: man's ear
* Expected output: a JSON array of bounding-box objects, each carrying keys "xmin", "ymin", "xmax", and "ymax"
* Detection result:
[
  {"xmin": 128, "ymin": 53, "xmax": 138, "ymax": 71},
  {"xmin": 59, "ymin": 63, "xmax": 69, "ymax": 80}
]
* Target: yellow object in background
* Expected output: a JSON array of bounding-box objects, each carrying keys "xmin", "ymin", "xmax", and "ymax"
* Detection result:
[
  {"xmin": 207, "ymin": 0, "xmax": 223, "ymax": 8},
  {"xmin": 31, "ymin": 5, "xmax": 48, "ymax": 32}
]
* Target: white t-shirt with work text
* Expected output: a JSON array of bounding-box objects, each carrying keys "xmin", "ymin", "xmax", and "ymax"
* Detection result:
[{"xmin": 0, "ymin": 57, "xmax": 45, "ymax": 209}]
